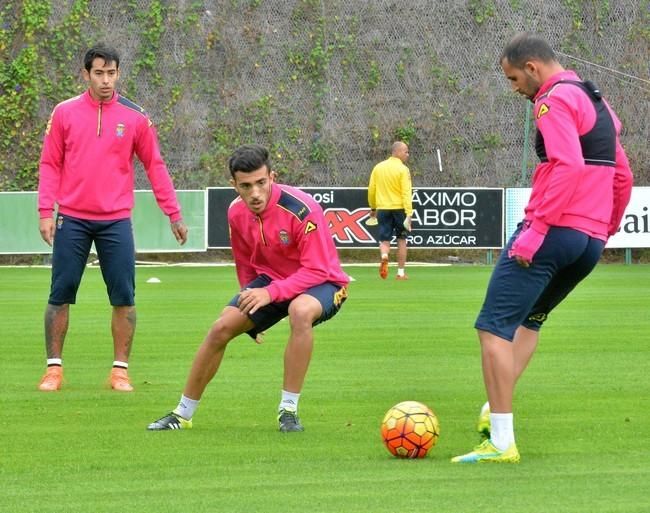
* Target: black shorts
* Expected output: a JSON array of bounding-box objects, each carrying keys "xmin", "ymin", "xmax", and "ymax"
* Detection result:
[
  {"xmin": 49, "ymin": 214, "xmax": 135, "ymax": 306},
  {"xmin": 228, "ymin": 274, "xmax": 348, "ymax": 339},
  {"xmin": 377, "ymin": 209, "xmax": 408, "ymax": 241},
  {"xmin": 474, "ymin": 224, "xmax": 605, "ymax": 341}
]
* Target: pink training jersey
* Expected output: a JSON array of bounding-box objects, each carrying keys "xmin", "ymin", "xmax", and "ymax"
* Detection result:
[
  {"xmin": 525, "ymin": 70, "xmax": 633, "ymax": 240},
  {"xmin": 38, "ymin": 90, "xmax": 181, "ymax": 222},
  {"xmin": 228, "ymin": 183, "xmax": 349, "ymax": 303}
]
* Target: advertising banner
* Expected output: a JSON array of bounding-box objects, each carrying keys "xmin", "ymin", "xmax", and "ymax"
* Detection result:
[
  {"xmin": 608, "ymin": 187, "xmax": 650, "ymax": 248},
  {"xmin": 505, "ymin": 187, "xmax": 650, "ymax": 248},
  {"xmin": 0, "ymin": 190, "xmax": 206, "ymax": 254},
  {"xmin": 207, "ymin": 187, "xmax": 504, "ymax": 249}
]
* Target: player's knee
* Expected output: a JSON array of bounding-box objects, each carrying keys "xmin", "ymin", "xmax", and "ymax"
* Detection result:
[
  {"xmin": 50, "ymin": 281, "xmax": 79, "ymax": 304},
  {"xmin": 478, "ymin": 329, "xmax": 514, "ymax": 353},
  {"xmin": 203, "ymin": 327, "xmax": 231, "ymax": 352},
  {"xmin": 205, "ymin": 317, "xmax": 239, "ymax": 348},
  {"xmin": 206, "ymin": 312, "xmax": 247, "ymax": 347},
  {"xmin": 288, "ymin": 299, "xmax": 320, "ymax": 328}
]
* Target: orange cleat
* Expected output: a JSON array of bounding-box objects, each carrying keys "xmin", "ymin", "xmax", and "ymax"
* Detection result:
[
  {"xmin": 38, "ymin": 366, "xmax": 63, "ymax": 391},
  {"xmin": 110, "ymin": 367, "xmax": 134, "ymax": 392},
  {"xmin": 379, "ymin": 257, "xmax": 389, "ymax": 279}
]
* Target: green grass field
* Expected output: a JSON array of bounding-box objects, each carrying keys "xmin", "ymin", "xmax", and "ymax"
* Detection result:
[{"xmin": 1, "ymin": 263, "xmax": 648, "ymax": 513}]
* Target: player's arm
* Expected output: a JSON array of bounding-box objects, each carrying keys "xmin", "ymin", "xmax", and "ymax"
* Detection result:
[
  {"xmin": 37, "ymin": 107, "xmax": 65, "ymax": 245},
  {"xmin": 265, "ymin": 214, "xmax": 330, "ymax": 303},
  {"xmin": 134, "ymin": 115, "xmax": 187, "ymax": 243},
  {"xmin": 228, "ymin": 210, "xmax": 257, "ymax": 289},
  {"xmin": 368, "ymin": 168, "xmax": 377, "ymax": 211},
  {"xmin": 605, "ymin": 105, "xmax": 633, "ymax": 238},
  {"xmin": 401, "ymin": 167, "xmax": 414, "ymax": 231},
  {"xmin": 401, "ymin": 167, "xmax": 413, "ymax": 217},
  {"xmin": 608, "ymin": 139, "xmax": 633, "ymax": 237}
]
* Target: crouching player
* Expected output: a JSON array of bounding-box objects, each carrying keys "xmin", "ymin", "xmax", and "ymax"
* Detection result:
[{"xmin": 148, "ymin": 144, "xmax": 349, "ymax": 432}]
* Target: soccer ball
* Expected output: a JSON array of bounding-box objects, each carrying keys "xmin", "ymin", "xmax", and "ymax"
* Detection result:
[{"xmin": 381, "ymin": 401, "xmax": 440, "ymax": 458}]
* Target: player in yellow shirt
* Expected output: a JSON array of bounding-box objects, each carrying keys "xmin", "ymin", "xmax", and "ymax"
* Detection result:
[{"xmin": 367, "ymin": 141, "xmax": 413, "ymax": 280}]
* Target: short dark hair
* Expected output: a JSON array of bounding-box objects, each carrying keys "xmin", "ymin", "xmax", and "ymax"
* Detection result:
[
  {"xmin": 84, "ymin": 44, "xmax": 120, "ymax": 71},
  {"xmin": 228, "ymin": 144, "xmax": 271, "ymax": 178},
  {"xmin": 500, "ymin": 33, "xmax": 556, "ymax": 69}
]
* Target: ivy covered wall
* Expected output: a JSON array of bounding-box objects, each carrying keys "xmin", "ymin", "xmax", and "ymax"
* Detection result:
[{"xmin": 1, "ymin": 0, "xmax": 648, "ymax": 191}]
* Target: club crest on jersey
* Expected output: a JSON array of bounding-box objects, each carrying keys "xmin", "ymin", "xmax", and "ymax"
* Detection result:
[
  {"xmin": 279, "ymin": 229, "xmax": 290, "ymax": 245},
  {"xmin": 304, "ymin": 221, "xmax": 317, "ymax": 234},
  {"xmin": 536, "ymin": 103, "xmax": 550, "ymax": 119},
  {"xmin": 116, "ymin": 123, "xmax": 125, "ymax": 137}
]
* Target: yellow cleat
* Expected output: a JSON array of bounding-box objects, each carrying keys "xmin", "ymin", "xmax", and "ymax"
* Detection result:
[
  {"xmin": 451, "ymin": 439, "xmax": 520, "ymax": 463},
  {"xmin": 477, "ymin": 404, "xmax": 491, "ymax": 440}
]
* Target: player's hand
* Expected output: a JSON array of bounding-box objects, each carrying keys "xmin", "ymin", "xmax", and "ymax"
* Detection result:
[
  {"xmin": 365, "ymin": 209, "xmax": 378, "ymax": 226},
  {"xmin": 254, "ymin": 331, "xmax": 266, "ymax": 344},
  {"xmin": 237, "ymin": 287, "xmax": 271, "ymax": 315},
  {"xmin": 403, "ymin": 215, "xmax": 412, "ymax": 232},
  {"xmin": 508, "ymin": 226, "xmax": 545, "ymax": 267},
  {"xmin": 39, "ymin": 217, "xmax": 55, "ymax": 246},
  {"xmin": 171, "ymin": 219, "xmax": 188, "ymax": 245},
  {"xmin": 607, "ymin": 221, "xmax": 619, "ymax": 238}
]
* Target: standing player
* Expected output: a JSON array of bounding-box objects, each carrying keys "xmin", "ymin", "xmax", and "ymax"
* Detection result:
[
  {"xmin": 368, "ymin": 141, "xmax": 413, "ymax": 280},
  {"xmin": 148, "ymin": 144, "xmax": 349, "ymax": 432},
  {"xmin": 452, "ymin": 33, "xmax": 633, "ymax": 463},
  {"xmin": 37, "ymin": 44, "xmax": 188, "ymax": 392}
]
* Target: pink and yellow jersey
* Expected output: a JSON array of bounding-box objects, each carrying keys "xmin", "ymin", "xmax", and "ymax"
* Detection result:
[
  {"xmin": 228, "ymin": 183, "xmax": 349, "ymax": 303},
  {"xmin": 525, "ymin": 70, "xmax": 633, "ymax": 240},
  {"xmin": 38, "ymin": 89, "xmax": 181, "ymax": 222}
]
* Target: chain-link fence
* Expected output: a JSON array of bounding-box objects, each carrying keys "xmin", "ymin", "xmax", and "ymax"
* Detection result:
[{"xmin": 6, "ymin": 1, "xmax": 650, "ymax": 190}]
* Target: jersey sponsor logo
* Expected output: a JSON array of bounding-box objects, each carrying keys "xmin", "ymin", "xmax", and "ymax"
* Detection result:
[
  {"xmin": 116, "ymin": 123, "xmax": 125, "ymax": 137},
  {"xmin": 536, "ymin": 103, "xmax": 550, "ymax": 119},
  {"xmin": 304, "ymin": 221, "xmax": 317, "ymax": 234},
  {"xmin": 279, "ymin": 229, "xmax": 290, "ymax": 245}
]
